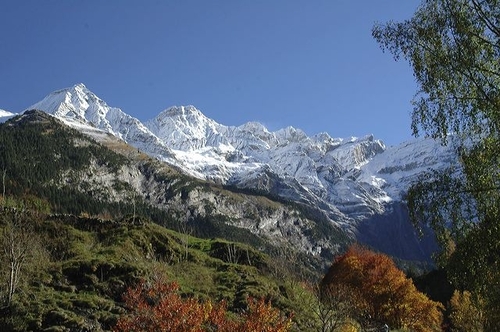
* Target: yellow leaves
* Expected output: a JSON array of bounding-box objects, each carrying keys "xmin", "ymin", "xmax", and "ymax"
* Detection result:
[{"xmin": 449, "ymin": 290, "xmax": 485, "ymax": 331}]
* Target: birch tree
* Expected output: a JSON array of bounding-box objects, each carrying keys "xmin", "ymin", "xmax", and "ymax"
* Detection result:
[{"xmin": 373, "ymin": 1, "xmax": 500, "ymax": 327}]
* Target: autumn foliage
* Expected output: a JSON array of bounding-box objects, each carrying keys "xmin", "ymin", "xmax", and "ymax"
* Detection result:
[
  {"xmin": 113, "ymin": 276, "xmax": 293, "ymax": 332},
  {"xmin": 449, "ymin": 290, "xmax": 486, "ymax": 331},
  {"xmin": 321, "ymin": 245, "xmax": 443, "ymax": 331}
]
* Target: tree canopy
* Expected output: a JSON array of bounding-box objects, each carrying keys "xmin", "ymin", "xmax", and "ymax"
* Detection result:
[
  {"xmin": 373, "ymin": 0, "xmax": 500, "ymax": 142},
  {"xmin": 321, "ymin": 245, "xmax": 443, "ymax": 331},
  {"xmin": 373, "ymin": 0, "xmax": 500, "ymax": 329}
]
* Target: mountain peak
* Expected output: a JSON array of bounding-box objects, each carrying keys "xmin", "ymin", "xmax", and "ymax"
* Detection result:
[
  {"xmin": 276, "ymin": 126, "xmax": 308, "ymax": 142},
  {"xmin": 145, "ymin": 105, "xmax": 227, "ymax": 151},
  {"xmin": 25, "ymin": 84, "xmax": 162, "ymax": 146},
  {"xmin": 162, "ymin": 105, "xmax": 201, "ymax": 117},
  {"xmin": 26, "ymin": 83, "xmax": 103, "ymax": 121},
  {"xmin": 238, "ymin": 121, "xmax": 270, "ymax": 134},
  {"xmin": 68, "ymin": 83, "xmax": 93, "ymax": 97},
  {"xmin": 73, "ymin": 82, "xmax": 87, "ymax": 89},
  {"xmin": 50, "ymin": 83, "xmax": 87, "ymax": 94},
  {"xmin": 153, "ymin": 105, "xmax": 216, "ymax": 129}
]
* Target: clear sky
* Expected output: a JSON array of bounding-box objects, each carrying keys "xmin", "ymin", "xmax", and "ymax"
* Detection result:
[{"xmin": 0, "ymin": 1, "xmax": 420, "ymax": 146}]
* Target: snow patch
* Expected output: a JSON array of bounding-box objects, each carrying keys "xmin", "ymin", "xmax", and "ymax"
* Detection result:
[{"xmin": 0, "ymin": 109, "xmax": 17, "ymax": 122}]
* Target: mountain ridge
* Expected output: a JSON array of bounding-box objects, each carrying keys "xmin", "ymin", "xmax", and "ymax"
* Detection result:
[{"xmin": 3, "ymin": 83, "xmax": 459, "ymax": 262}]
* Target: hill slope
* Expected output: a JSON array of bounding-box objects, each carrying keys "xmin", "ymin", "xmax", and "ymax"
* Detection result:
[
  {"xmin": 0, "ymin": 207, "xmax": 319, "ymax": 331},
  {"xmin": 0, "ymin": 110, "xmax": 347, "ymax": 268}
]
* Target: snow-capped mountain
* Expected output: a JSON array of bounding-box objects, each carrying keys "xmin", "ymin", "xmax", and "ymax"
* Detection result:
[
  {"xmin": 20, "ymin": 84, "xmax": 458, "ymax": 261},
  {"xmin": 27, "ymin": 83, "xmax": 174, "ymax": 157}
]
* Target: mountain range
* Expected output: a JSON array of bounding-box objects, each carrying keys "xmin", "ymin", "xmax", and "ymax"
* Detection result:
[{"xmin": 1, "ymin": 83, "xmax": 458, "ymax": 263}]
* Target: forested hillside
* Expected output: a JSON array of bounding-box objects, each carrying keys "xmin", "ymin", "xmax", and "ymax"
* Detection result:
[
  {"xmin": 0, "ymin": 111, "xmax": 448, "ymax": 331},
  {"xmin": 4, "ymin": 111, "xmax": 357, "ymax": 271}
]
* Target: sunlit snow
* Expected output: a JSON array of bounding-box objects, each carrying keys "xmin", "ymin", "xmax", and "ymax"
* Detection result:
[{"xmin": 16, "ymin": 83, "xmax": 459, "ymax": 226}]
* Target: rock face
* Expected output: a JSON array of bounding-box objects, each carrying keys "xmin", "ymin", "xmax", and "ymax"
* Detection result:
[{"xmin": 22, "ymin": 84, "xmax": 460, "ymax": 262}]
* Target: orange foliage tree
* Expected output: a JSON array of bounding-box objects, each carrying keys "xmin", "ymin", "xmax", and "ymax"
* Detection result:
[
  {"xmin": 113, "ymin": 277, "xmax": 293, "ymax": 332},
  {"xmin": 232, "ymin": 297, "xmax": 294, "ymax": 332},
  {"xmin": 321, "ymin": 245, "xmax": 443, "ymax": 331}
]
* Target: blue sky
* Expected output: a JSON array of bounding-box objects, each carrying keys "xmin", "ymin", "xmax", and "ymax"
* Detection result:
[{"xmin": 1, "ymin": 1, "xmax": 420, "ymax": 146}]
